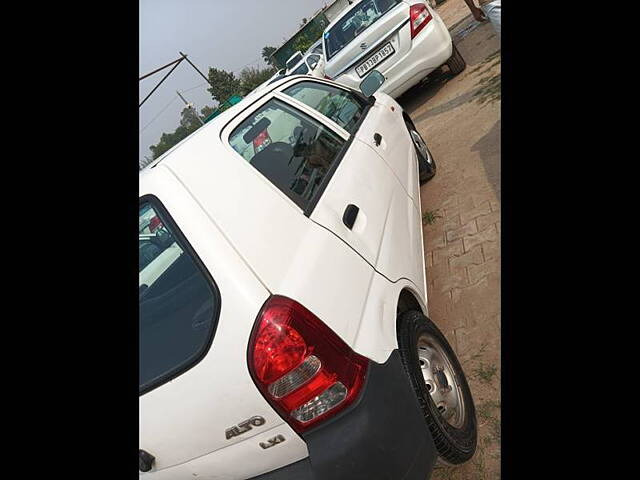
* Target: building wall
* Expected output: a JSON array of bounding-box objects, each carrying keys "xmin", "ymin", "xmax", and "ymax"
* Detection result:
[
  {"xmin": 324, "ymin": 0, "xmax": 351, "ymax": 22},
  {"xmin": 270, "ymin": 0, "xmax": 352, "ymax": 68}
]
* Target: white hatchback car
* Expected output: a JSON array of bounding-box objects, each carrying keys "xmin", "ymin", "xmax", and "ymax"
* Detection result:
[
  {"xmin": 139, "ymin": 71, "xmax": 476, "ymax": 480},
  {"xmin": 322, "ymin": 0, "xmax": 465, "ymax": 98},
  {"xmin": 256, "ymin": 50, "xmax": 326, "ymax": 94},
  {"xmin": 287, "ymin": 50, "xmax": 325, "ymax": 79}
]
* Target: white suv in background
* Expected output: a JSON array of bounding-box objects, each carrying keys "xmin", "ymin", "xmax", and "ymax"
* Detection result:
[
  {"xmin": 139, "ymin": 71, "xmax": 476, "ymax": 480},
  {"xmin": 323, "ymin": 0, "xmax": 465, "ymax": 99}
]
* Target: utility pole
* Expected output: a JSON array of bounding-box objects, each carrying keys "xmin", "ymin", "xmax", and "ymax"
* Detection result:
[
  {"xmin": 179, "ymin": 51, "xmax": 213, "ymax": 89},
  {"xmin": 177, "ymin": 90, "xmax": 205, "ymax": 126},
  {"xmin": 139, "ymin": 52, "xmax": 211, "ymax": 107},
  {"xmin": 139, "ymin": 56, "xmax": 185, "ymax": 107},
  {"xmin": 139, "ymin": 56, "xmax": 183, "ymax": 81}
]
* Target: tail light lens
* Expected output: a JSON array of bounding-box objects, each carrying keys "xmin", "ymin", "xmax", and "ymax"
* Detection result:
[
  {"xmin": 149, "ymin": 216, "xmax": 162, "ymax": 232},
  {"xmin": 252, "ymin": 129, "xmax": 272, "ymax": 154},
  {"xmin": 410, "ymin": 4, "xmax": 433, "ymax": 39},
  {"xmin": 248, "ymin": 296, "xmax": 369, "ymax": 433}
]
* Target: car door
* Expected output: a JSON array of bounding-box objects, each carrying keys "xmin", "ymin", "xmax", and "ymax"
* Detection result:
[
  {"xmin": 276, "ymin": 79, "xmax": 424, "ymax": 287},
  {"xmin": 353, "ymin": 92, "xmax": 421, "ymax": 209}
]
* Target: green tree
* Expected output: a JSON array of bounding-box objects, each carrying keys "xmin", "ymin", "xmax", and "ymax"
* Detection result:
[
  {"xmin": 238, "ymin": 66, "xmax": 276, "ymax": 96},
  {"xmin": 292, "ymin": 35, "xmax": 314, "ymax": 55},
  {"xmin": 262, "ymin": 46, "xmax": 277, "ymax": 66},
  {"xmin": 200, "ymin": 105, "xmax": 215, "ymax": 119},
  {"xmin": 149, "ymin": 105, "xmax": 210, "ymax": 160},
  {"xmin": 206, "ymin": 67, "xmax": 241, "ymax": 104}
]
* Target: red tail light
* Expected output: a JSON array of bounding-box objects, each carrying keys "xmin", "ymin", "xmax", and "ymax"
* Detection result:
[
  {"xmin": 410, "ymin": 4, "xmax": 433, "ymax": 39},
  {"xmin": 324, "ymin": 74, "xmax": 332, "ymax": 80},
  {"xmin": 248, "ymin": 296, "xmax": 369, "ymax": 433},
  {"xmin": 252, "ymin": 129, "xmax": 272, "ymax": 154},
  {"xmin": 149, "ymin": 216, "xmax": 162, "ymax": 232}
]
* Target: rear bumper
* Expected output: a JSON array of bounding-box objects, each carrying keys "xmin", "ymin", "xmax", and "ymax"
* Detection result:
[
  {"xmin": 250, "ymin": 350, "xmax": 438, "ymax": 480},
  {"xmin": 381, "ymin": 14, "xmax": 452, "ymax": 98}
]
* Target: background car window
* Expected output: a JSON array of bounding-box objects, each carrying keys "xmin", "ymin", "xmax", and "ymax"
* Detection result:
[
  {"xmin": 283, "ymin": 81, "xmax": 366, "ymax": 134},
  {"xmin": 325, "ymin": 0, "xmax": 400, "ymax": 59},
  {"xmin": 139, "ymin": 202, "xmax": 218, "ymax": 393},
  {"xmin": 307, "ymin": 54, "xmax": 320, "ymax": 70},
  {"xmin": 291, "ymin": 62, "xmax": 309, "ymax": 75},
  {"xmin": 228, "ymin": 98, "xmax": 345, "ymax": 210}
]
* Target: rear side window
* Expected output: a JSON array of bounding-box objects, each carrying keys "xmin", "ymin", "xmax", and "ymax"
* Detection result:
[
  {"xmin": 228, "ymin": 98, "xmax": 345, "ymax": 210},
  {"xmin": 283, "ymin": 81, "xmax": 366, "ymax": 134},
  {"xmin": 139, "ymin": 200, "xmax": 219, "ymax": 394},
  {"xmin": 325, "ymin": 0, "xmax": 400, "ymax": 59}
]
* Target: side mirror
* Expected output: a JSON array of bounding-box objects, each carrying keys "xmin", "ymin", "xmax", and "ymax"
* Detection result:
[{"xmin": 359, "ymin": 70, "xmax": 386, "ymax": 98}]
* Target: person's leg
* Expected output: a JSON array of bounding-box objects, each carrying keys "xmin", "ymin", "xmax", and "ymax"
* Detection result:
[{"xmin": 481, "ymin": 1, "xmax": 501, "ymax": 38}]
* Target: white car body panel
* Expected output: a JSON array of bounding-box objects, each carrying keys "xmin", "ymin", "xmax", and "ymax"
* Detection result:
[
  {"xmin": 140, "ymin": 75, "xmax": 432, "ymax": 478},
  {"xmin": 162, "ymin": 121, "xmax": 377, "ymax": 358},
  {"xmin": 139, "ymin": 168, "xmax": 308, "ymax": 476},
  {"xmin": 324, "ymin": 1, "xmax": 452, "ymax": 99},
  {"xmin": 355, "ymin": 92, "xmax": 421, "ymax": 209}
]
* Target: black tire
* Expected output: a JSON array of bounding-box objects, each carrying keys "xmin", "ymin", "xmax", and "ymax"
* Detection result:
[
  {"xmin": 405, "ymin": 121, "xmax": 436, "ymax": 184},
  {"xmin": 446, "ymin": 43, "xmax": 466, "ymax": 75},
  {"xmin": 397, "ymin": 310, "xmax": 477, "ymax": 464}
]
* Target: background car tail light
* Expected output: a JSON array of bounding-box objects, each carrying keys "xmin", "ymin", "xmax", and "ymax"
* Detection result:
[
  {"xmin": 248, "ymin": 296, "xmax": 369, "ymax": 433},
  {"xmin": 149, "ymin": 216, "xmax": 162, "ymax": 232},
  {"xmin": 324, "ymin": 74, "xmax": 333, "ymax": 80},
  {"xmin": 410, "ymin": 4, "xmax": 433, "ymax": 39},
  {"xmin": 252, "ymin": 129, "xmax": 272, "ymax": 154}
]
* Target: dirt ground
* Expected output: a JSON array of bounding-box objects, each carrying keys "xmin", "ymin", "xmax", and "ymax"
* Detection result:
[{"xmin": 396, "ymin": 1, "xmax": 501, "ymax": 478}]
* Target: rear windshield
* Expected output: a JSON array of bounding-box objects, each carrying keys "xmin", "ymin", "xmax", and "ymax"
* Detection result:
[
  {"xmin": 324, "ymin": 0, "xmax": 401, "ymax": 60},
  {"xmin": 139, "ymin": 200, "xmax": 219, "ymax": 393}
]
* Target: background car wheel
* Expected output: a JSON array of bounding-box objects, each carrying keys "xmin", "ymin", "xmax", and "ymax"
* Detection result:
[
  {"xmin": 406, "ymin": 121, "xmax": 436, "ymax": 184},
  {"xmin": 446, "ymin": 44, "xmax": 466, "ymax": 75},
  {"xmin": 397, "ymin": 310, "xmax": 477, "ymax": 464}
]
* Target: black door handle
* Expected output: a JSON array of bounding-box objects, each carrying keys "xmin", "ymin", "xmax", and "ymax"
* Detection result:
[
  {"xmin": 139, "ymin": 449, "xmax": 155, "ymax": 472},
  {"xmin": 343, "ymin": 204, "xmax": 359, "ymax": 230},
  {"xmin": 373, "ymin": 133, "xmax": 382, "ymax": 146}
]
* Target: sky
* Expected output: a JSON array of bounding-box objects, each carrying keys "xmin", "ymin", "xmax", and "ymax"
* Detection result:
[{"xmin": 139, "ymin": 0, "xmax": 330, "ymax": 161}]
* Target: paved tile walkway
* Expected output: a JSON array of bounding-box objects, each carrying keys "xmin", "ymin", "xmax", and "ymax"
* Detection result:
[{"xmin": 397, "ymin": 2, "xmax": 501, "ymax": 478}]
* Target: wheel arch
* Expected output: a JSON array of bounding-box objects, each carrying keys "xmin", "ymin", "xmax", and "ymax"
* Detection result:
[
  {"xmin": 353, "ymin": 277, "xmax": 429, "ymax": 364},
  {"xmin": 397, "ymin": 286, "xmax": 428, "ymax": 320},
  {"xmin": 402, "ymin": 111, "xmax": 416, "ymax": 129}
]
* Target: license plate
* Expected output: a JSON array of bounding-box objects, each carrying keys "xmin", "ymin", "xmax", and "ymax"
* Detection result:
[{"xmin": 355, "ymin": 42, "xmax": 395, "ymax": 78}]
